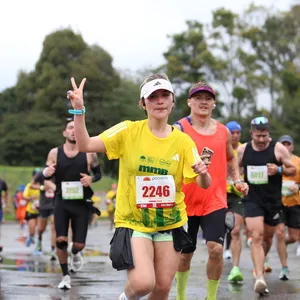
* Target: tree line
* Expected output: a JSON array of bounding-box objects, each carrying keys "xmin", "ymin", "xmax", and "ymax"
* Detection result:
[{"xmin": 0, "ymin": 3, "xmax": 299, "ymax": 176}]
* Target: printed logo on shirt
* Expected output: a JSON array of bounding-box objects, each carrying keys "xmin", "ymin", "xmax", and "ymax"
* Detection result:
[
  {"xmin": 138, "ymin": 165, "xmax": 168, "ymax": 175},
  {"xmin": 172, "ymin": 154, "xmax": 180, "ymax": 161}
]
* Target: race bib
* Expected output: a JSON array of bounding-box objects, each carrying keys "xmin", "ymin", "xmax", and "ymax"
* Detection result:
[
  {"xmin": 247, "ymin": 165, "xmax": 268, "ymax": 184},
  {"xmin": 282, "ymin": 180, "xmax": 295, "ymax": 196},
  {"xmin": 61, "ymin": 181, "xmax": 84, "ymax": 200},
  {"xmin": 136, "ymin": 175, "xmax": 176, "ymax": 208}
]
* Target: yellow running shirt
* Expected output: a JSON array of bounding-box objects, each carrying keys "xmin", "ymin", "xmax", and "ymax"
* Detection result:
[
  {"xmin": 227, "ymin": 143, "xmax": 243, "ymax": 196},
  {"xmin": 23, "ymin": 183, "xmax": 40, "ymax": 214},
  {"xmin": 100, "ymin": 120, "xmax": 200, "ymax": 232}
]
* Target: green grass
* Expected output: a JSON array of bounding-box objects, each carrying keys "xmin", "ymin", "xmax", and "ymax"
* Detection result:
[{"xmin": 0, "ymin": 165, "xmax": 116, "ymax": 220}]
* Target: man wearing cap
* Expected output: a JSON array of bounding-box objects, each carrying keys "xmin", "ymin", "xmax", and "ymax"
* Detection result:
[
  {"xmin": 174, "ymin": 81, "xmax": 248, "ymax": 300},
  {"xmin": 224, "ymin": 121, "xmax": 245, "ymax": 283},
  {"xmin": 237, "ymin": 117, "xmax": 296, "ymax": 294},
  {"xmin": 275, "ymin": 135, "xmax": 300, "ymax": 280}
]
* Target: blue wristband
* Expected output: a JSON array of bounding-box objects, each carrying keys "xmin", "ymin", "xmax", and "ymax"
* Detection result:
[
  {"xmin": 277, "ymin": 166, "xmax": 283, "ymax": 174},
  {"xmin": 68, "ymin": 107, "xmax": 86, "ymax": 115}
]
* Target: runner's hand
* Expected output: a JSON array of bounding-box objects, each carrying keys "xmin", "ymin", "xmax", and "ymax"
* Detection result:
[
  {"xmin": 80, "ymin": 173, "xmax": 93, "ymax": 187},
  {"xmin": 67, "ymin": 77, "xmax": 86, "ymax": 110},
  {"xmin": 199, "ymin": 154, "xmax": 211, "ymax": 167},
  {"xmin": 192, "ymin": 160, "xmax": 208, "ymax": 175},
  {"xmin": 44, "ymin": 163, "xmax": 56, "ymax": 177},
  {"xmin": 235, "ymin": 182, "xmax": 249, "ymax": 196},
  {"xmin": 267, "ymin": 163, "xmax": 279, "ymax": 176}
]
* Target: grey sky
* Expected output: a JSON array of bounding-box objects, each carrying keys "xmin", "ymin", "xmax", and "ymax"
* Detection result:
[{"xmin": 0, "ymin": 0, "xmax": 291, "ymax": 93}]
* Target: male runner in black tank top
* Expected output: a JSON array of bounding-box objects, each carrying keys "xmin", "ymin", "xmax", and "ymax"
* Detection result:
[
  {"xmin": 237, "ymin": 117, "xmax": 295, "ymax": 295},
  {"xmin": 43, "ymin": 119, "xmax": 102, "ymax": 290}
]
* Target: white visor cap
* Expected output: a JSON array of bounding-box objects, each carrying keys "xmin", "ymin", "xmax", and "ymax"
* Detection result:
[{"xmin": 140, "ymin": 79, "xmax": 174, "ymax": 99}]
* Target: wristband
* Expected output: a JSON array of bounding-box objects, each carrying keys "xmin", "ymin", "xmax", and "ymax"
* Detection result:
[
  {"xmin": 277, "ymin": 166, "xmax": 283, "ymax": 174},
  {"xmin": 68, "ymin": 107, "xmax": 86, "ymax": 115},
  {"xmin": 42, "ymin": 168, "xmax": 49, "ymax": 177}
]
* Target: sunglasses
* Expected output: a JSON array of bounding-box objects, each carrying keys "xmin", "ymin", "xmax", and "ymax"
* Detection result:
[{"xmin": 251, "ymin": 116, "xmax": 268, "ymax": 125}]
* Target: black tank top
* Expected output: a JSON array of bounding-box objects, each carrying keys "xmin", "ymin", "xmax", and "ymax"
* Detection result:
[
  {"xmin": 55, "ymin": 145, "xmax": 93, "ymax": 200},
  {"xmin": 242, "ymin": 140, "xmax": 282, "ymax": 208}
]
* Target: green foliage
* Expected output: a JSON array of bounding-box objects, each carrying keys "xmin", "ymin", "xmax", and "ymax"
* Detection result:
[
  {"xmin": 0, "ymin": 4, "xmax": 299, "ymax": 170},
  {"xmin": 0, "ymin": 29, "xmax": 144, "ymax": 176}
]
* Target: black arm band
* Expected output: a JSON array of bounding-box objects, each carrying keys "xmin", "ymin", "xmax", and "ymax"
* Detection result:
[{"xmin": 91, "ymin": 165, "xmax": 102, "ymax": 182}]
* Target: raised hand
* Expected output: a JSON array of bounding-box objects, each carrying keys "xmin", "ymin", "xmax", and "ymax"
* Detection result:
[{"xmin": 67, "ymin": 77, "xmax": 86, "ymax": 110}]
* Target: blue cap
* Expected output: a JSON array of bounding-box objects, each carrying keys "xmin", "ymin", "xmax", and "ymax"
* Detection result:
[
  {"xmin": 279, "ymin": 135, "xmax": 294, "ymax": 144},
  {"xmin": 226, "ymin": 121, "xmax": 242, "ymax": 132}
]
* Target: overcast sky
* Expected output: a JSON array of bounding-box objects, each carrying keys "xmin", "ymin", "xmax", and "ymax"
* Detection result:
[{"xmin": 0, "ymin": 0, "xmax": 291, "ymax": 93}]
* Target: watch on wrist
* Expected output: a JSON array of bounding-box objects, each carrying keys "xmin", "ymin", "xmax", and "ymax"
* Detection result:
[{"xmin": 233, "ymin": 179, "xmax": 243, "ymax": 185}]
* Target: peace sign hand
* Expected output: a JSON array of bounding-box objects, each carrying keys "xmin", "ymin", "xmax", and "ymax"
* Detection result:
[{"xmin": 67, "ymin": 77, "xmax": 86, "ymax": 110}]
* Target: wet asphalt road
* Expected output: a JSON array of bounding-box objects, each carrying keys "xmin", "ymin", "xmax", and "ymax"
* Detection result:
[{"xmin": 0, "ymin": 219, "xmax": 300, "ymax": 300}]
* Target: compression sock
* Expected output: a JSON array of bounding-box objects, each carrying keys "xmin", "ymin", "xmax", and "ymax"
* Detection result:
[
  {"xmin": 207, "ymin": 279, "xmax": 220, "ymax": 300},
  {"xmin": 175, "ymin": 270, "xmax": 190, "ymax": 300}
]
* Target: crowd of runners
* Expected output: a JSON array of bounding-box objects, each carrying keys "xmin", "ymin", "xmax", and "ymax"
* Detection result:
[{"xmin": 0, "ymin": 74, "xmax": 300, "ymax": 300}]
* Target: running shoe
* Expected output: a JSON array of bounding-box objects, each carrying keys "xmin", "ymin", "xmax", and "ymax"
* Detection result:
[
  {"xmin": 58, "ymin": 275, "xmax": 71, "ymax": 290},
  {"xmin": 70, "ymin": 251, "xmax": 84, "ymax": 272},
  {"xmin": 223, "ymin": 249, "xmax": 232, "ymax": 260},
  {"xmin": 254, "ymin": 277, "xmax": 267, "ymax": 294},
  {"xmin": 264, "ymin": 256, "xmax": 272, "ymax": 272},
  {"xmin": 35, "ymin": 240, "xmax": 42, "ymax": 252},
  {"xmin": 227, "ymin": 266, "xmax": 244, "ymax": 282},
  {"xmin": 25, "ymin": 236, "xmax": 33, "ymax": 247},
  {"xmin": 50, "ymin": 250, "xmax": 57, "ymax": 261},
  {"xmin": 279, "ymin": 266, "xmax": 289, "ymax": 280}
]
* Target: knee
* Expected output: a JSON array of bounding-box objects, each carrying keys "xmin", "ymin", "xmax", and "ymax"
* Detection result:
[
  {"xmin": 130, "ymin": 279, "xmax": 155, "ymax": 297},
  {"xmin": 56, "ymin": 238, "xmax": 68, "ymax": 251},
  {"xmin": 276, "ymin": 229, "xmax": 285, "ymax": 241},
  {"xmin": 207, "ymin": 242, "xmax": 223, "ymax": 260},
  {"xmin": 231, "ymin": 227, "xmax": 241, "ymax": 238},
  {"xmin": 179, "ymin": 253, "xmax": 193, "ymax": 269},
  {"xmin": 251, "ymin": 231, "xmax": 263, "ymax": 244},
  {"xmin": 73, "ymin": 242, "xmax": 85, "ymax": 251},
  {"xmin": 154, "ymin": 280, "xmax": 173, "ymax": 296}
]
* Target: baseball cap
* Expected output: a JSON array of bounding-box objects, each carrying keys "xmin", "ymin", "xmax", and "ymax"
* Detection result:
[
  {"xmin": 279, "ymin": 135, "xmax": 294, "ymax": 144},
  {"xmin": 140, "ymin": 79, "xmax": 174, "ymax": 99},
  {"xmin": 189, "ymin": 84, "xmax": 216, "ymax": 98},
  {"xmin": 226, "ymin": 121, "xmax": 242, "ymax": 132}
]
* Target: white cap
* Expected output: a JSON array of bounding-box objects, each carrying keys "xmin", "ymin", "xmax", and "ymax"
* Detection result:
[{"xmin": 140, "ymin": 79, "xmax": 174, "ymax": 99}]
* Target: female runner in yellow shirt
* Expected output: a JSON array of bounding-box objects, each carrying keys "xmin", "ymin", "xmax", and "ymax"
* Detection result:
[{"xmin": 67, "ymin": 74, "xmax": 211, "ymax": 300}]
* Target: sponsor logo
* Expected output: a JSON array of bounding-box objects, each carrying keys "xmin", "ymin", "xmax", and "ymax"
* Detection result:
[{"xmin": 138, "ymin": 165, "xmax": 168, "ymax": 175}]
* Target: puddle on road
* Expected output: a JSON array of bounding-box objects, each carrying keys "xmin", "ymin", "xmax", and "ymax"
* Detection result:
[{"xmin": 0, "ymin": 248, "xmax": 109, "ymax": 273}]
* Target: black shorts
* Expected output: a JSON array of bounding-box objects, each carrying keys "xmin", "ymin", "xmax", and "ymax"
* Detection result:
[
  {"xmin": 25, "ymin": 212, "xmax": 39, "ymax": 221},
  {"xmin": 182, "ymin": 208, "xmax": 227, "ymax": 254},
  {"xmin": 227, "ymin": 193, "xmax": 244, "ymax": 216},
  {"xmin": 281, "ymin": 205, "xmax": 300, "ymax": 229},
  {"xmin": 54, "ymin": 199, "xmax": 89, "ymax": 244},
  {"xmin": 39, "ymin": 208, "xmax": 54, "ymax": 219},
  {"xmin": 243, "ymin": 200, "xmax": 282, "ymax": 226}
]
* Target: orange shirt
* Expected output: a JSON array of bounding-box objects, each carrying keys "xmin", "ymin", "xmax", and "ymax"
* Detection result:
[
  {"xmin": 178, "ymin": 117, "xmax": 228, "ymax": 216},
  {"xmin": 282, "ymin": 154, "xmax": 300, "ymax": 207}
]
